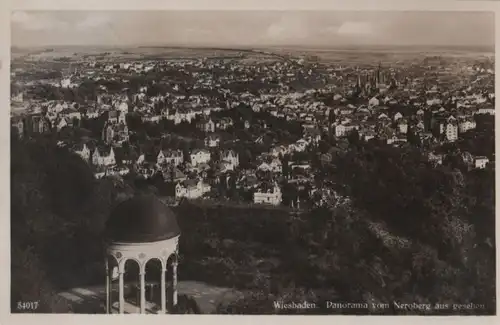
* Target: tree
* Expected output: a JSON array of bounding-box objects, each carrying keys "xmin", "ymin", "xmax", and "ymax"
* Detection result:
[
  {"xmin": 346, "ymin": 130, "xmax": 360, "ymax": 147},
  {"xmin": 281, "ymin": 154, "xmax": 290, "ymax": 179},
  {"xmin": 11, "ymin": 137, "xmax": 123, "ymax": 310},
  {"xmin": 324, "ymin": 140, "xmax": 495, "ymax": 314},
  {"xmin": 406, "ymin": 127, "xmax": 421, "ymax": 147}
]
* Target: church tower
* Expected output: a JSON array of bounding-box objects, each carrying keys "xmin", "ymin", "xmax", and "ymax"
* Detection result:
[{"xmin": 376, "ymin": 62, "xmax": 382, "ymax": 86}]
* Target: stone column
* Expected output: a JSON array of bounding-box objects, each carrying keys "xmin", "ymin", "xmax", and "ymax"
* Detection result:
[
  {"xmin": 105, "ymin": 259, "xmax": 110, "ymax": 314},
  {"xmin": 119, "ymin": 271, "xmax": 125, "ymax": 314},
  {"xmin": 172, "ymin": 261, "xmax": 178, "ymax": 306},
  {"xmin": 161, "ymin": 266, "xmax": 166, "ymax": 314},
  {"xmin": 108, "ymin": 272, "xmax": 113, "ymax": 313},
  {"xmin": 140, "ymin": 272, "xmax": 146, "ymax": 314}
]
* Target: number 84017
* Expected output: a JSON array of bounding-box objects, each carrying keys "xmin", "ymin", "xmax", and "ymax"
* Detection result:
[{"xmin": 17, "ymin": 301, "xmax": 39, "ymax": 311}]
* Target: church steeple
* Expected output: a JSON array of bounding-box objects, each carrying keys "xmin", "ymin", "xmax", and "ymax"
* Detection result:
[
  {"xmin": 376, "ymin": 62, "xmax": 382, "ymax": 85},
  {"xmin": 356, "ymin": 66, "xmax": 361, "ymax": 88}
]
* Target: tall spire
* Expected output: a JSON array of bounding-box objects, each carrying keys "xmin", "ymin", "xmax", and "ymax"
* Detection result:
[
  {"xmin": 356, "ymin": 66, "xmax": 361, "ymax": 87},
  {"xmin": 376, "ymin": 62, "xmax": 381, "ymax": 85}
]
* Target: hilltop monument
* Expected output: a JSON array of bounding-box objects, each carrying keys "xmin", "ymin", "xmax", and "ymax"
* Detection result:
[{"xmin": 104, "ymin": 194, "xmax": 181, "ymax": 314}]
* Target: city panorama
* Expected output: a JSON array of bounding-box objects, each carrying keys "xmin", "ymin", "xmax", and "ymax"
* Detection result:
[{"xmin": 10, "ymin": 10, "xmax": 495, "ymax": 315}]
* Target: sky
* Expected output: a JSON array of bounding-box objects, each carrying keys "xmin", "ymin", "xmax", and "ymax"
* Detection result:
[{"xmin": 11, "ymin": 10, "xmax": 495, "ymax": 48}]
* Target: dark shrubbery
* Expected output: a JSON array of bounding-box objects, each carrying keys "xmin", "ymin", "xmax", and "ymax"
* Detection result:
[
  {"xmin": 11, "ymin": 130, "xmax": 495, "ymax": 314},
  {"xmin": 11, "ymin": 133, "xmax": 126, "ymax": 312}
]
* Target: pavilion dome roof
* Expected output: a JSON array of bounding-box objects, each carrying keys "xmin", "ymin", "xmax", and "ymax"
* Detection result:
[{"xmin": 105, "ymin": 194, "xmax": 180, "ymax": 243}]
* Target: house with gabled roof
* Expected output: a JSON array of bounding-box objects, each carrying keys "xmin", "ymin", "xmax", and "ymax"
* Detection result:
[
  {"xmin": 92, "ymin": 146, "xmax": 116, "ymax": 167},
  {"xmin": 157, "ymin": 149, "xmax": 184, "ymax": 167},
  {"xmin": 205, "ymin": 134, "xmax": 220, "ymax": 148},
  {"xmin": 253, "ymin": 182, "xmax": 282, "ymax": 206},
  {"xmin": 73, "ymin": 143, "xmax": 91, "ymax": 162},
  {"xmin": 190, "ymin": 149, "xmax": 211, "ymax": 167},
  {"xmin": 220, "ymin": 150, "xmax": 239, "ymax": 170},
  {"xmin": 175, "ymin": 178, "xmax": 211, "ymax": 199}
]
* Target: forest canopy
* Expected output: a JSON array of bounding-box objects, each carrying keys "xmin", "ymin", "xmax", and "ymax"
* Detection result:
[{"xmin": 11, "ymin": 129, "xmax": 495, "ymax": 314}]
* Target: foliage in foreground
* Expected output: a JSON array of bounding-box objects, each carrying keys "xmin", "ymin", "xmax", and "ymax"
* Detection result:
[{"xmin": 11, "ymin": 132, "xmax": 495, "ymax": 314}]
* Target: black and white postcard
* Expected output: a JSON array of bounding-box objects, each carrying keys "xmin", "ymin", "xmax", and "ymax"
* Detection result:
[{"xmin": 3, "ymin": 0, "xmax": 499, "ymax": 324}]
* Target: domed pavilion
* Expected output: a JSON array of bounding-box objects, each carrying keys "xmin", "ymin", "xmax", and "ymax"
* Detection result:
[{"xmin": 104, "ymin": 195, "xmax": 181, "ymax": 314}]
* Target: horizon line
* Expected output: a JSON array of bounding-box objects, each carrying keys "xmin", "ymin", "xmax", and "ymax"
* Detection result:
[{"xmin": 11, "ymin": 43, "xmax": 496, "ymax": 51}]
